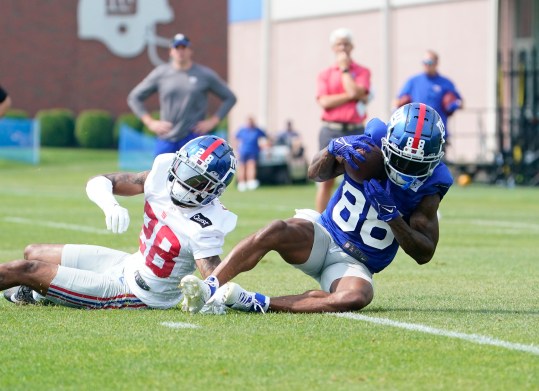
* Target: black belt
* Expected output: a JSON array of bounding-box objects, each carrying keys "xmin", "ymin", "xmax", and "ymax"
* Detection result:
[{"xmin": 323, "ymin": 121, "xmax": 363, "ymax": 132}]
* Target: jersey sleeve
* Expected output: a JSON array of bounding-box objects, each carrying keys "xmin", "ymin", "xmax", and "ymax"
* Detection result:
[{"xmin": 190, "ymin": 207, "xmax": 238, "ymax": 260}]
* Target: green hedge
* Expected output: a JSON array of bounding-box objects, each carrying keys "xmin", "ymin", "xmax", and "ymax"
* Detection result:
[
  {"xmin": 75, "ymin": 109, "xmax": 114, "ymax": 149},
  {"xmin": 113, "ymin": 113, "xmax": 143, "ymax": 146},
  {"xmin": 36, "ymin": 109, "xmax": 76, "ymax": 147}
]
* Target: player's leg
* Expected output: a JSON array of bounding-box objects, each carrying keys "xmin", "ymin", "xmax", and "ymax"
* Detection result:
[
  {"xmin": 46, "ymin": 264, "xmax": 146, "ymax": 309},
  {"xmin": 23, "ymin": 243, "xmax": 64, "ymax": 264},
  {"xmin": 180, "ymin": 217, "xmax": 316, "ymax": 313},
  {"xmin": 0, "ymin": 259, "xmax": 59, "ymax": 303},
  {"xmin": 5, "ymin": 244, "xmax": 130, "ymax": 305},
  {"xmin": 223, "ymin": 215, "xmax": 374, "ymax": 313}
]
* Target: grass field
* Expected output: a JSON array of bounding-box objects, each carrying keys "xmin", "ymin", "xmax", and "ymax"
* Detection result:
[{"xmin": 0, "ymin": 148, "xmax": 538, "ymax": 390}]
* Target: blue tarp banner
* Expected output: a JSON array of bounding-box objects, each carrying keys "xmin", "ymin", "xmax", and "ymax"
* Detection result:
[
  {"xmin": 0, "ymin": 118, "xmax": 40, "ymax": 164},
  {"xmin": 118, "ymin": 124, "xmax": 156, "ymax": 171}
]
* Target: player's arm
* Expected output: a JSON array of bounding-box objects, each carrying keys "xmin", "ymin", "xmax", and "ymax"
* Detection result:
[
  {"xmin": 195, "ymin": 255, "xmax": 222, "ymax": 279},
  {"xmin": 86, "ymin": 171, "xmax": 149, "ymax": 233},
  {"xmin": 308, "ymin": 148, "xmax": 345, "ymax": 182},
  {"xmin": 387, "ymin": 194, "xmax": 441, "ymax": 265}
]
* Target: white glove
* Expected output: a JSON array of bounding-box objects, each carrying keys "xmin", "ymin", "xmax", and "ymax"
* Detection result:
[
  {"xmin": 104, "ymin": 204, "xmax": 130, "ymax": 234},
  {"xmin": 86, "ymin": 176, "xmax": 130, "ymax": 234}
]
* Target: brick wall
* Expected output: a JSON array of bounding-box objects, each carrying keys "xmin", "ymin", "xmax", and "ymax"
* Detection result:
[{"xmin": 0, "ymin": 0, "xmax": 228, "ymax": 117}]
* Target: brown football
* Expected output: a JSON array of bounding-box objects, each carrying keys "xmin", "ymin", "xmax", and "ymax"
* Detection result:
[{"xmin": 343, "ymin": 145, "xmax": 387, "ymax": 183}]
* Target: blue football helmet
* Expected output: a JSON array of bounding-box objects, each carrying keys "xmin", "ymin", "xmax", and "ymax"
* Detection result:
[
  {"xmin": 167, "ymin": 135, "xmax": 236, "ymax": 208},
  {"xmin": 382, "ymin": 103, "xmax": 445, "ymax": 189}
]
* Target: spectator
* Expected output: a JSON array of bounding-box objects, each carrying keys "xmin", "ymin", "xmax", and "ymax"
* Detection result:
[
  {"xmin": 394, "ymin": 50, "xmax": 463, "ymax": 143},
  {"xmin": 276, "ymin": 120, "xmax": 304, "ymax": 158},
  {"xmin": 0, "ymin": 84, "xmax": 12, "ymax": 118},
  {"xmin": 315, "ymin": 28, "xmax": 371, "ymax": 212},
  {"xmin": 128, "ymin": 33, "xmax": 237, "ymax": 156},
  {"xmin": 235, "ymin": 116, "xmax": 268, "ymax": 192}
]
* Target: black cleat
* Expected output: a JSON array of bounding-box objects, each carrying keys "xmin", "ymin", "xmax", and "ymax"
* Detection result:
[{"xmin": 3, "ymin": 286, "xmax": 36, "ymax": 305}]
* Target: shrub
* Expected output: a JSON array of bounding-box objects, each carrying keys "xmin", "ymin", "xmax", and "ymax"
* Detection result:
[
  {"xmin": 36, "ymin": 109, "xmax": 75, "ymax": 147},
  {"xmin": 113, "ymin": 113, "xmax": 143, "ymax": 146},
  {"xmin": 75, "ymin": 109, "xmax": 114, "ymax": 149}
]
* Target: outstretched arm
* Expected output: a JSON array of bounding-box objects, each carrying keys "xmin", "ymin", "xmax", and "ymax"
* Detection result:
[{"xmin": 86, "ymin": 171, "xmax": 149, "ymax": 233}]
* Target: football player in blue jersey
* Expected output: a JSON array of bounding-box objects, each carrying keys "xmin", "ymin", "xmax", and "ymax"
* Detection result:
[{"xmin": 180, "ymin": 102, "xmax": 453, "ymax": 314}]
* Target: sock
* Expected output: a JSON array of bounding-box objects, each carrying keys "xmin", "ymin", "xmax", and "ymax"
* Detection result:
[
  {"xmin": 204, "ymin": 275, "xmax": 220, "ymax": 297},
  {"xmin": 254, "ymin": 292, "xmax": 270, "ymax": 313}
]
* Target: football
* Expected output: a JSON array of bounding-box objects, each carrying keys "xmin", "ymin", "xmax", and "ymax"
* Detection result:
[{"xmin": 343, "ymin": 145, "xmax": 387, "ymax": 183}]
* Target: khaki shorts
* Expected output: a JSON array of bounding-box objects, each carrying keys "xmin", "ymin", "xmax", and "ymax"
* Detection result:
[{"xmin": 292, "ymin": 209, "xmax": 373, "ymax": 292}]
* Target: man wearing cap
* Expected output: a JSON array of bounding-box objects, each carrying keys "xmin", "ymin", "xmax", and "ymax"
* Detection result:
[
  {"xmin": 394, "ymin": 50, "xmax": 463, "ymax": 143},
  {"xmin": 315, "ymin": 28, "xmax": 371, "ymax": 212},
  {"xmin": 128, "ymin": 33, "xmax": 237, "ymax": 156}
]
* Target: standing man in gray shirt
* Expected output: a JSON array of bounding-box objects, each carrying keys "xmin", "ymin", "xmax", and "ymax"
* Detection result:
[{"xmin": 128, "ymin": 33, "xmax": 237, "ymax": 156}]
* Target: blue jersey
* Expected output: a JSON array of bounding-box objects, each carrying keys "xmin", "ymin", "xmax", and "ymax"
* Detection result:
[
  {"xmin": 396, "ymin": 73, "xmax": 461, "ymax": 130},
  {"xmin": 236, "ymin": 127, "xmax": 266, "ymax": 157},
  {"xmin": 319, "ymin": 163, "xmax": 453, "ymax": 274}
]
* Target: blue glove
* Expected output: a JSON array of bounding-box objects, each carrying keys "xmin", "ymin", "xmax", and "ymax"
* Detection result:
[
  {"xmin": 364, "ymin": 179, "xmax": 400, "ymax": 222},
  {"xmin": 327, "ymin": 135, "xmax": 372, "ymax": 170}
]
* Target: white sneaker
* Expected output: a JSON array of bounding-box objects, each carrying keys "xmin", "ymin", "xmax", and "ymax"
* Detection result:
[
  {"xmin": 246, "ymin": 179, "xmax": 259, "ymax": 190},
  {"xmin": 237, "ymin": 182, "xmax": 247, "ymax": 192},
  {"xmin": 179, "ymin": 275, "xmax": 211, "ymax": 314},
  {"xmin": 223, "ymin": 282, "xmax": 269, "ymax": 313}
]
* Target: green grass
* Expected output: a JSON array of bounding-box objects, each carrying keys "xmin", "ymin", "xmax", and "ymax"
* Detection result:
[{"xmin": 0, "ymin": 149, "xmax": 538, "ymax": 390}]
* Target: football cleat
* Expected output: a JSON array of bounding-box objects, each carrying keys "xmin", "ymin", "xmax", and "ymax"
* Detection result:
[
  {"xmin": 3, "ymin": 285, "xmax": 36, "ymax": 305},
  {"xmin": 179, "ymin": 275, "xmax": 211, "ymax": 314},
  {"xmin": 223, "ymin": 282, "xmax": 269, "ymax": 313}
]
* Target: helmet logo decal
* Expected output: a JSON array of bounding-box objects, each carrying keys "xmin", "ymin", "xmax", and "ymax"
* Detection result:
[
  {"xmin": 199, "ymin": 138, "xmax": 225, "ymax": 161},
  {"xmin": 412, "ymin": 103, "xmax": 427, "ymax": 149},
  {"xmin": 77, "ymin": 0, "xmax": 174, "ymax": 66}
]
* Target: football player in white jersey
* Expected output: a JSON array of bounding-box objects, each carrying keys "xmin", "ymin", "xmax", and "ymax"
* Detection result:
[
  {"xmin": 1, "ymin": 135, "xmax": 237, "ymax": 310},
  {"xmin": 180, "ymin": 103, "xmax": 453, "ymax": 314}
]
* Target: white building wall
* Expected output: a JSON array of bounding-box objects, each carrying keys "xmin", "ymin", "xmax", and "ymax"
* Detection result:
[{"xmin": 229, "ymin": 0, "xmax": 496, "ymax": 163}]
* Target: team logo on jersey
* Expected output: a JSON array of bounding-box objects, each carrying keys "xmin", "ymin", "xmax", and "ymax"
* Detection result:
[{"xmin": 190, "ymin": 213, "xmax": 212, "ymax": 228}]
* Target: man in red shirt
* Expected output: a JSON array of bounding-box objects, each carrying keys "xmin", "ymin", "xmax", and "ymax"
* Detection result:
[{"xmin": 315, "ymin": 28, "xmax": 371, "ymax": 212}]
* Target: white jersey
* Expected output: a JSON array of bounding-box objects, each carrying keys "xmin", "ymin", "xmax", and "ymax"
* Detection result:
[{"xmin": 123, "ymin": 154, "xmax": 237, "ymax": 308}]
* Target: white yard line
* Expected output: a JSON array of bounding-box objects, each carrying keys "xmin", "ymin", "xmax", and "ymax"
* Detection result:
[
  {"xmin": 160, "ymin": 321, "xmax": 200, "ymax": 329},
  {"xmin": 331, "ymin": 313, "xmax": 539, "ymax": 356},
  {"xmin": 4, "ymin": 216, "xmax": 109, "ymax": 235}
]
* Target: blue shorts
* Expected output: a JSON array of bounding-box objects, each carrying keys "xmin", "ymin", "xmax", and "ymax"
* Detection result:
[
  {"xmin": 154, "ymin": 133, "xmax": 198, "ymax": 156},
  {"xmin": 239, "ymin": 151, "xmax": 259, "ymax": 163}
]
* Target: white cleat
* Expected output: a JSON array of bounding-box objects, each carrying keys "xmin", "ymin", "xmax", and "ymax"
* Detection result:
[
  {"xmin": 223, "ymin": 282, "xmax": 268, "ymax": 313},
  {"xmin": 179, "ymin": 275, "xmax": 211, "ymax": 314}
]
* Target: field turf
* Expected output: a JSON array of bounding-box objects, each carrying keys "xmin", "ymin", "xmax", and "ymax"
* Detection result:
[{"xmin": 0, "ymin": 148, "xmax": 537, "ymax": 390}]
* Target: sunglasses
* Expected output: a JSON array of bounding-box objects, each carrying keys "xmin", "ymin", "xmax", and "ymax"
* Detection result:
[{"xmin": 422, "ymin": 59, "xmax": 436, "ymax": 66}]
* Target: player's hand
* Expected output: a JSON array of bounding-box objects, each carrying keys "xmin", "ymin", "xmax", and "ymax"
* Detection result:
[
  {"xmin": 364, "ymin": 179, "xmax": 400, "ymax": 222},
  {"xmin": 104, "ymin": 204, "xmax": 130, "ymax": 234},
  {"xmin": 327, "ymin": 135, "xmax": 372, "ymax": 170}
]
